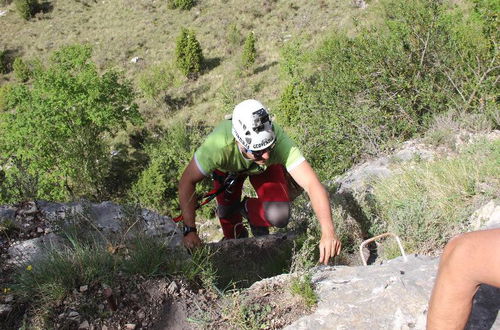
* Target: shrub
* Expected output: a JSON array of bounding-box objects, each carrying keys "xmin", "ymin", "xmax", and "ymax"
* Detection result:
[
  {"xmin": 0, "ymin": 44, "xmax": 142, "ymax": 203},
  {"xmin": 241, "ymin": 32, "xmax": 256, "ymax": 70},
  {"xmin": 168, "ymin": 0, "xmax": 195, "ymax": 10},
  {"xmin": 276, "ymin": 81, "xmax": 305, "ymax": 127},
  {"xmin": 0, "ymin": 83, "xmax": 13, "ymax": 111},
  {"xmin": 175, "ymin": 28, "xmax": 204, "ymax": 78},
  {"xmin": 129, "ymin": 123, "xmax": 211, "ymax": 215},
  {"xmin": 276, "ymin": 0, "xmax": 499, "ymax": 180},
  {"xmin": 226, "ymin": 23, "xmax": 243, "ymax": 48},
  {"xmin": 14, "ymin": 0, "xmax": 38, "ymax": 20},
  {"xmin": 12, "ymin": 57, "xmax": 32, "ymax": 82},
  {"xmin": 137, "ymin": 61, "xmax": 176, "ymax": 104}
]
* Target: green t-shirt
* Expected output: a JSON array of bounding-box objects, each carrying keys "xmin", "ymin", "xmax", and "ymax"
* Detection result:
[{"xmin": 194, "ymin": 120, "xmax": 305, "ymax": 176}]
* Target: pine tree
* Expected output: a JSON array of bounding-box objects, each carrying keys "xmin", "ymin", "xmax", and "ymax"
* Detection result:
[
  {"xmin": 242, "ymin": 32, "xmax": 257, "ymax": 70},
  {"xmin": 175, "ymin": 28, "xmax": 203, "ymax": 78}
]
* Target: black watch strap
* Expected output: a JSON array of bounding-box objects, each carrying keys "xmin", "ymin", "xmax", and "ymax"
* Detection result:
[{"xmin": 183, "ymin": 225, "xmax": 197, "ymax": 236}]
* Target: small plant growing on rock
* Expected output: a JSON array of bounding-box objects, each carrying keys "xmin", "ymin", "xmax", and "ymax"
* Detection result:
[
  {"xmin": 14, "ymin": 0, "xmax": 39, "ymax": 20},
  {"xmin": 175, "ymin": 28, "xmax": 203, "ymax": 79},
  {"xmin": 290, "ymin": 273, "xmax": 318, "ymax": 308}
]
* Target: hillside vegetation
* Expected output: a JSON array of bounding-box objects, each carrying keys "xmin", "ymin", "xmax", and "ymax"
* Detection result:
[
  {"xmin": 0, "ymin": 0, "xmax": 498, "ymax": 328},
  {"xmin": 1, "ymin": 0, "xmax": 497, "ymax": 208},
  {"xmin": 0, "ymin": 0, "xmax": 497, "ymax": 236}
]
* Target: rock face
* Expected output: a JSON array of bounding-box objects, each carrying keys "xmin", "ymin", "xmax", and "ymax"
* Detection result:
[
  {"xmin": 470, "ymin": 201, "xmax": 500, "ymax": 230},
  {"xmin": 5, "ymin": 200, "xmax": 182, "ymax": 264},
  {"xmin": 328, "ymin": 139, "xmax": 439, "ymax": 238},
  {"xmin": 8, "ymin": 233, "xmax": 65, "ymax": 265},
  {"xmin": 286, "ymin": 255, "xmax": 500, "ymax": 330},
  {"xmin": 329, "ymin": 131, "xmax": 499, "ymax": 239},
  {"xmin": 207, "ymin": 233, "xmax": 295, "ymax": 288}
]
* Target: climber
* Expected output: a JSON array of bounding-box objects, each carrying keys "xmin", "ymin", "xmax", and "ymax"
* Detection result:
[
  {"xmin": 427, "ymin": 228, "xmax": 500, "ymax": 329},
  {"xmin": 178, "ymin": 99, "xmax": 341, "ymax": 264}
]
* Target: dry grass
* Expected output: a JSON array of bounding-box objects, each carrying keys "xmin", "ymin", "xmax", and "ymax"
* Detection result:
[
  {"xmin": 372, "ymin": 138, "xmax": 500, "ymax": 253},
  {"xmin": 1, "ymin": 0, "xmax": 380, "ymax": 130}
]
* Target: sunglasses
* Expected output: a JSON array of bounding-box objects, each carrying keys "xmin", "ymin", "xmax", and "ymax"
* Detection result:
[{"xmin": 246, "ymin": 142, "xmax": 276, "ymax": 158}]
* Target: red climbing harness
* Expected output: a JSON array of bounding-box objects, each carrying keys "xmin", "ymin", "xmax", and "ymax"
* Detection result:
[{"xmin": 173, "ymin": 173, "xmax": 239, "ymax": 223}]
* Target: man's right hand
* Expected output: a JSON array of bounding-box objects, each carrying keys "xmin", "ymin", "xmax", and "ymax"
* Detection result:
[{"xmin": 183, "ymin": 231, "xmax": 202, "ymax": 249}]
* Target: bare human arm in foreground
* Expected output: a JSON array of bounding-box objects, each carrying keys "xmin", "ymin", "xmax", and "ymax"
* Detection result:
[
  {"xmin": 178, "ymin": 158, "xmax": 205, "ymax": 249},
  {"xmin": 289, "ymin": 160, "xmax": 342, "ymax": 265},
  {"xmin": 427, "ymin": 228, "xmax": 500, "ymax": 329}
]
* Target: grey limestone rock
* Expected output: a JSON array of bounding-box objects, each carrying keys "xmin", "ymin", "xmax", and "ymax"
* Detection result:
[
  {"xmin": 8, "ymin": 233, "xmax": 65, "ymax": 265},
  {"xmin": 0, "ymin": 205, "xmax": 16, "ymax": 222},
  {"xmin": 286, "ymin": 254, "xmax": 500, "ymax": 330},
  {"xmin": 470, "ymin": 200, "xmax": 500, "ymax": 230}
]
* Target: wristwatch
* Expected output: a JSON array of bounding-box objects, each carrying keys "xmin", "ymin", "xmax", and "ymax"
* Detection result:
[{"xmin": 183, "ymin": 225, "xmax": 197, "ymax": 236}]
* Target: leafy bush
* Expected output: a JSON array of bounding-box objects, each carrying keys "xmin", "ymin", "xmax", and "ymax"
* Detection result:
[
  {"xmin": 12, "ymin": 57, "xmax": 32, "ymax": 82},
  {"xmin": 14, "ymin": 0, "xmax": 38, "ymax": 20},
  {"xmin": 276, "ymin": 0, "xmax": 499, "ymax": 180},
  {"xmin": 168, "ymin": 0, "xmax": 195, "ymax": 10},
  {"xmin": 137, "ymin": 61, "xmax": 177, "ymax": 104},
  {"xmin": 175, "ymin": 28, "xmax": 204, "ymax": 78},
  {"xmin": 129, "ymin": 123, "xmax": 211, "ymax": 215},
  {"xmin": 0, "ymin": 44, "xmax": 142, "ymax": 203},
  {"xmin": 241, "ymin": 32, "xmax": 256, "ymax": 70}
]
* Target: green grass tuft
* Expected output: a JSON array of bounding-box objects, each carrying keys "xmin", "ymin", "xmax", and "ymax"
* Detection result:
[
  {"xmin": 290, "ymin": 273, "xmax": 318, "ymax": 308},
  {"xmin": 122, "ymin": 235, "xmax": 173, "ymax": 277},
  {"xmin": 14, "ymin": 241, "xmax": 118, "ymax": 306}
]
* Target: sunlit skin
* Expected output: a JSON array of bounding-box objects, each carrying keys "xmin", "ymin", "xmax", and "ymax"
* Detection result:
[{"xmin": 238, "ymin": 142, "xmax": 271, "ymax": 166}]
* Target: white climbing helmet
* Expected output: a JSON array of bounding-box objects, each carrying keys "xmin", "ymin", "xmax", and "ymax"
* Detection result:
[{"xmin": 232, "ymin": 99, "xmax": 275, "ymax": 151}]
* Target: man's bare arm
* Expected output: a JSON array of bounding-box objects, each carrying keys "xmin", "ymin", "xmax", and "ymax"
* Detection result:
[
  {"xmin": 289, "ymin": 160, "xmax": 341, "ymax": 264},
  {"xmin": 178, "ymin": 157, "xmax": 206, "ymax": 248}
]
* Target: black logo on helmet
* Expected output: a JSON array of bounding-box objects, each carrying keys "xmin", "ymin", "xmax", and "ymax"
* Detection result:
[{"xmin": 253, "ymin": 137, "xmax": 274, "ymax": 149}]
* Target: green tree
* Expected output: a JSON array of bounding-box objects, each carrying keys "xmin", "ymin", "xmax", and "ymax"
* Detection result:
[
  {"xmin": 242, "ymin": 31, "xmax": 257, "ymax": 70},
  {"xmin": 129, "ymin": 124, "xmax": 210, "ymax": 215},
  {"xmin": 175, "ymin": 28, "xmax": 204, "ymax": 78},
  {"xmin": 0, "ymin": 44, "xmax": 142, "ymax": 203}
]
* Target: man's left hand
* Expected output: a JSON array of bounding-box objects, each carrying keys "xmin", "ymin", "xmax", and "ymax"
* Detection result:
[{"xmin": 318, "ymin": 234, "xmax": 342, "ymax": 265}]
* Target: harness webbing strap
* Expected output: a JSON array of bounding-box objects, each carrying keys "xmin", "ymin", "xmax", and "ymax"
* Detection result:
[{"xmin": 173, "ymin": 173, "xmax": 238, "ymax": 223}]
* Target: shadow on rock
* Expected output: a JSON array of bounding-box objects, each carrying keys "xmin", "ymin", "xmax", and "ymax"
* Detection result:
[
  {"xmin": 207, "ymin": 233, "xmax": 295, "ymax": 289},
  {"xmin": 467, "ymin": 284, "xmax": 500, "ymax": 330}
]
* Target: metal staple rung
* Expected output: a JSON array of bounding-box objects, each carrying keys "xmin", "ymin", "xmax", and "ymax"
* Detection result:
[{"xmin": 359, "ymin": 232, "xmax": 407, "ymax": 266}]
